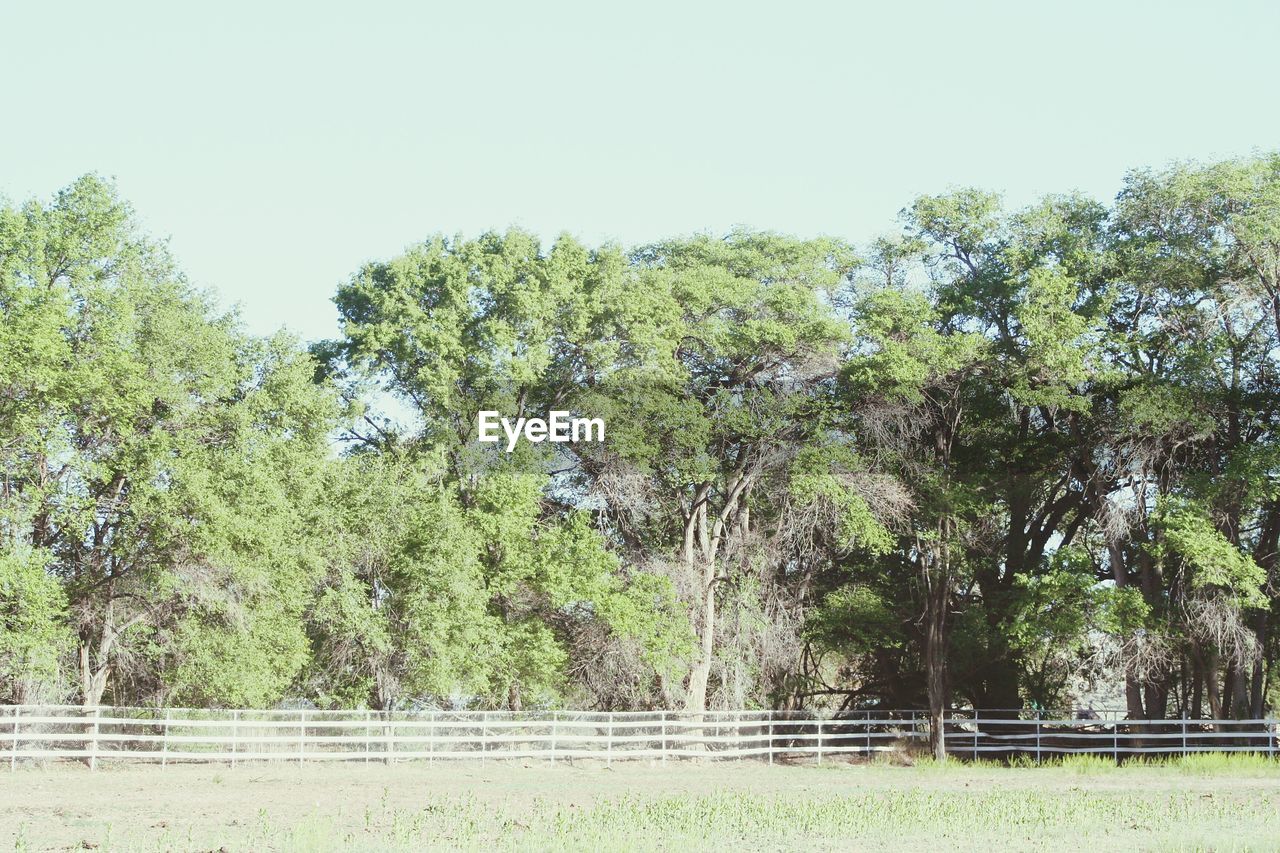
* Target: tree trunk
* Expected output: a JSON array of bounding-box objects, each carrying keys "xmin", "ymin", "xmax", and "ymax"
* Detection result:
[
  {"xmin": 1205, "ymin": 651, "xmax": 1224, "ymax": 721},
  {"xmin": 508, "ymin": 681, "xmax": 522, "ymax": 712},
  {"xmin": 77, "ymin": 642, "xmax": 108, "ymax": 770},
  {"xmin": 681, "ymin": 467, "xmax": 749, "ymax": 715},
  {"xmin": 1144, "ymin": 681, "xmax": 1168, "ymax": 720},
  {"xmin": 1249, "ymin": 613, "xmax": 1268, "ymax": 719},
  {"xmin": 925, "ymin": 607, "xmax": 946, "ymax": 761},
  {"xmin": 1123, "ymin": 676, "xmax": 1146, "ymax": 720},
  {"xmin": 923, "ymin": 546, "xmax": 949, "ymax": 762},
  {"xmin": 78, "ymin": 641, "xmax": 110, "ymax": 707},
  {"xmin": 1226, "ymin": 664, "xmax": 1249, "ymax": 720},
  {"xmin": 684, "ymin": 558, "xmax": 717, "ymax": 713},
  {"xmin": 973, "ymin": 565, "xmax": 1021, "ymax": 714}
]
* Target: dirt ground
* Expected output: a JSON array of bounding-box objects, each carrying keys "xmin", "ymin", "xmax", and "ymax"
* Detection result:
[{"xmin": 2, "ymin": 757, "xmax": 1278, "ymax": 851}]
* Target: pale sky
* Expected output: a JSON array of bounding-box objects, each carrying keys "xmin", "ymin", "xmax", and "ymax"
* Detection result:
[{"xmin": 5, "ymin": 0, "xmax": 1278, "ymax": 342}]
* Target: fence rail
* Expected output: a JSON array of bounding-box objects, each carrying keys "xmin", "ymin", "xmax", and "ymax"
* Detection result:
[
  {"xmin": 2, "ymin": 706, "xmax": 1276, "ymax": 768},
  {"xmin": 947, "ymin": 714, "xmax": 1280, "ymax": 759}
]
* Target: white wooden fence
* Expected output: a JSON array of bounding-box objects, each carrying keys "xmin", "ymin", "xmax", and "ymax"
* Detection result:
[
  {"xmin": 3, "ymin": 705, "xmax": 1277, "ymax": 768},
  {"xmin": 1, "ymin": 706, "xmax": 926, "ymax": 769}
]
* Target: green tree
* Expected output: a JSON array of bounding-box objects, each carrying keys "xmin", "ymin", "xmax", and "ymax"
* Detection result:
[
  {"xmin": 0, "ymin": 176, "xmax": 338, "ymax": 707},
  {"xmin": 0, "ymin": 548, "xmax": 71, "ymax": 703},
  {"xmin": 842, "ymin": 287, "xmax": 989, "ymax": 758},
  {"xmin": 324, "ymin": 230, "xmax": 689, "ymax": 710}
]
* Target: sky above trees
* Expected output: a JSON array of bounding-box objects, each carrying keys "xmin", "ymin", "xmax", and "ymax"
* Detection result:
[{"xmin": 4, "ymin": 0, "xmax": 1279, "ymax": 341}]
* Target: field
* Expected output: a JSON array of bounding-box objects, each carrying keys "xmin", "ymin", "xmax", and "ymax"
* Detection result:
[{"xmin": 2, "ymin": 756, "xmax": 1278, "ymax": 852}]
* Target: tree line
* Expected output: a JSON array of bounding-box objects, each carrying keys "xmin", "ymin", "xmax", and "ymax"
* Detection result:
[{"xmin": 3, "ymin": 157, "xmax": 1279, "ymax": 753}]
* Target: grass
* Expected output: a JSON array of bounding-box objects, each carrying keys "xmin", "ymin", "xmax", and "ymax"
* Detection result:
[
  {"xmin": 2, "ymin": 755, "xmax": 1278, "ymax": 851},
  {"xmin": 245, "ymin": 789, "xmax": 1268, "ymax": 851},
  {"xmin": 909, "ymin": 751, "xmax": 1280, "ymax": 777}
]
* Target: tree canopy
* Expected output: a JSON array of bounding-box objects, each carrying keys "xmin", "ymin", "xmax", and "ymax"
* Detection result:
[{"xmin": 4, "ymin": 156, "xmax": 1280, "ymax": 728}]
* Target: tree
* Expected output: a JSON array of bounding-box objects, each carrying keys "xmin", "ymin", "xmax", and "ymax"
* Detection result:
[
  {"xmin": 842, "ymin": 288, "xmax": 989, "ymax": 759},
  {"xmin": 323, "ymin": 230, "xmax": 689, "ymax": 710},
  {"xmin": 0, "ymin": 175, "xmax": 338, "ymax": 707},
  {"xmin": 7, "ymin": 155, "xmax": 1280, "ymax": 724},
  {"xmin": 904, "ymin": 190, "xmax": 1111, "ymax": 713},
  {"xmin": 1102, "ymin": 156, "xmax": 1280, "ymax": 719},
  {"xmin": 307, "ymin": 453, "xmax": 505, "ymax": 709},
  {"xmin": 0, "ymin": 548, "xmax": 70, "ymax": 703}
]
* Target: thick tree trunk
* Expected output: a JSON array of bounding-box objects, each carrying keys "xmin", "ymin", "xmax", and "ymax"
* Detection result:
[
  {"xmin": 77, "ymin": 642, "xmax": 109, "ymax": 770},
  {"xmin": 972, "ymin": 564, "xmax": 1021, "ymax": 714},
  {"xmin": 1205, "ymin": 651, "xmax": 1224, "ymax": 721},
  {"xmin": 78, "ymin": 641, "xmax": 110, "ymax": 707},
  {"xmin": 508, "ymin": 681, "xmax": 522, "ymax": 712},
  {"xmin": 76, "ymin": 596, "xmax": 143, "ymax": 708},
  {"xmin": 1250, "ymin": 613, "xmax": 1268, "ymax": 719},
  {"xmin": 1123, "ymin": 676, "xmax": 1146, "ymax": 720},
  {"xmin": 1144, "ymin": 681, "xmax": 1168, "ymax": 720},
  {"xmin": 684, "ymin": 558, "xmax": 717, "ymax": 713},
  {"xmin": 925, "ymin": 603, "xmax": 947, "ymax": 761},
  {"xmin": 1249, "ymin": 659, "xmax": 1266, "ymax": 719},
  {"xmin": 1111, "ymin": 541, "xmax": 1152, "ymax": 721},
  {"xmin": 1226, "ymin": 664, "xmax": 1249, "ymax": 720},
  {"xmin": 922, "ymin": 537, "xmax": 950, "ymax": 762},
  {"xmin": 680, "ymin": 467, "xmax": 750, "ymax": 714}
]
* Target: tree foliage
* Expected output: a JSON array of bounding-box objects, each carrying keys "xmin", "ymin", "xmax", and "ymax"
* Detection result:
[{"xmin": 5, "ymin": 156, "xmax": 1280, "ymax": 721}]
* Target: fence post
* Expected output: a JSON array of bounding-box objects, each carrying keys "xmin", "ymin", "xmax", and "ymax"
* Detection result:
[
  {"xmin": 298, "ymin": 710, "xmax": 305, "ymax": 766},
  {"xmin": 607, "ymin": 712, "xmax": 613, "ymax": 767},
  {"xmin": 661, "ymin": 712, "xmax": 667, "ymax": 765},
  {"xmin": 973, "ymin": 709, "xmax": 978, "ymax": 760},
  {"xmin": 550, "ymin": 712, "xmax": 557, "ymax": 766},
  {"xmin": 480, "ymin": 712, "xmax": 487, "ymax": 765},
  {"xmin": 1112, "ymin": 721, "xmax": 1119, "ymax": 762},
  {"xmin": 384, "ymin": 710, "xmax": 393, "ymax": 766},
  {"xmin": 10, "ymin": 706, "xmax": 19, "ymax": 771},
  {"xmin": 161, "ymin": 709, "xmax": 169, "ymax": 768},
  {"xmin": 231, "ymin": 710, "xmax": 239, "ymax": 768},
  {"xmin": 816, "ymin": 717, "xmax": 823, "ymax": 766},
  {"xmin": 364, "ymin": 710, "xmax": 371, "ymax": 764},
  {"xmin": 768, "ymin": 711, "xmax": 774, "ymax": 765},
  {"xmin": 866, "ymin": 710, "xmax": 871, "ymax": 757},
  {"xmin": 428, "ymin": 711, "xmax": 435, "ymax": 765},
  {"xmin": 1035, "ymin": 711, "xmax": 1041, "ymax": 764},
  {"xmin": 89, "ymin": 706, "xmax": 100, "ymax": 771},
  {"xmin": 1181, "ymin": 712, "xmax": 1187, "ymax": 756}
]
